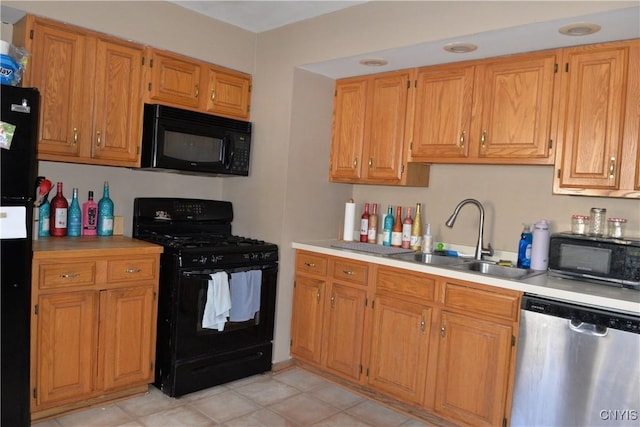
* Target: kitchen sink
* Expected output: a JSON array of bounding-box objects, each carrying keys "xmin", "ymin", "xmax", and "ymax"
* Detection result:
[
  {"xmin": 449, "ymin": 261, "xmax": 546, "ymax": 280},
  {"xmin": 387, "ymin": 252, "xmax": 468, "ymax": 266}
]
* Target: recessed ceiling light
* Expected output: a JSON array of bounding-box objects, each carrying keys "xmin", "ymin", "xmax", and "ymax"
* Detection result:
[
  {"xmin": 559, "ymin": 23, "xmax": 601, "ymax": 36},
  {"xmin": 359, "ymin": 58, "xmax": 388, "ymax": 67},
  {"xmin": 443, "ymin": 43, "xmax": 478, "ymax": 54}
]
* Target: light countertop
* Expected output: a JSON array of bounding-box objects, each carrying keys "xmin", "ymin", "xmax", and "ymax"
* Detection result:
[{"xmin": 292, "ymin": 240, "xmax": 640, "ymax": 315}]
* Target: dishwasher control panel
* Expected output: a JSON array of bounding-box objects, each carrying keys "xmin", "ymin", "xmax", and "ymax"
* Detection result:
[{"xmin": 523, "ymin": 295, "xmax": 640, "ymax": 333}]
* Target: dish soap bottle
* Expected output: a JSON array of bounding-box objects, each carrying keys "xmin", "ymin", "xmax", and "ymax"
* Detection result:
[{"xmin": 517, "ymin": 224, "xmax": 533, "ymax": 268}]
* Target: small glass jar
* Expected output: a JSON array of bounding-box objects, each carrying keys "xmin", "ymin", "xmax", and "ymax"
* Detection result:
[
  {"xmin": 607, "ymin": 218, "xmax": 627, "ymax": 239},
  {"xmin": 589, "ymin": 208, "xmax": 607, "ymax": 236},
  {"xmin": 571, "ymin": 214, "xmax": 589, "ymax": 235}
]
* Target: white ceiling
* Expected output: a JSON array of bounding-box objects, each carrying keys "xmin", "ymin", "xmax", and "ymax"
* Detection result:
[
  {"xmin": 168, "ymin": 1, "xmax": 369, "ymax": 33},
  {"xmin": 167, "ymin": 2, "xmax": 639, "ymax": 78}
]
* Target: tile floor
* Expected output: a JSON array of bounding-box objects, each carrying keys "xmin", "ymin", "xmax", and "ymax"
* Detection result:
[{"xmin": 32, "ymin": 367, "xmax": 432, "ymax": 427}]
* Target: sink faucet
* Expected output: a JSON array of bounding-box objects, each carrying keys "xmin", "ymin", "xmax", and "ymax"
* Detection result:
[{"xmin": 445, "ymin": 199, "xmax": 494, "ymax": 260}]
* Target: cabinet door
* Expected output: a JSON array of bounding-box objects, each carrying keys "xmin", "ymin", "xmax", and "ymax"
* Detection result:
[
  {"xmin": 330, "ymin": 77, "xmax": 367, "ymax": 181},
  {"xmin": 36, "ymin": 291, "xmax": 98, "ymax": 407},
  {"xmin": 435, "ymin": 311, "xmax": 513, "ymax": 427},
  {"xmin": 290, "ymin": 276, "xmax": 326, "ymax": 364},
  {"xmin": 368, "ymin": 295, "xmax": 431, "ymax": 404},
  {"xmin": 146, "ymin": 48, "xmax": 202, "ymax": 108},
  {"xmin": 99, "ymin": 285, "xmax": 155, "ymax": 390},
  {"xmin": 362, "ymin": 70, "xmax": 411, "ymax": 181},
  {"xmin": 203, "ymin": 66, "xmax": 251, "ymax": 120},
  {"xmin": 323, "ymin": 283, "xmax": 366, "ymax": 381},
  {"xmin": 556, "ymin": 43, "xmax": 629, "ymax": 190},
  {"xmin": 28, "ymin": 18, "xmax": 87, "ymax": 158},
  {"xmin": 91, "ymin": 37, "xmax": 144, "ymax": 165},
  {"xmin": 411, "ymin": 64, "xmax": 474, "ymax": 159},
  {"xmin": 473, "ymin": 51, "xmax": 557, "ymax": 162}
]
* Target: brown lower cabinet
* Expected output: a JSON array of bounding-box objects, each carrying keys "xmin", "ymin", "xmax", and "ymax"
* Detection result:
[
  {"xmin": 30, "ymin": 238, "xmax": 163, "ymax": 422},
  {"xmin": 291, "ymin": 250, "xmax": 522, "ymax": 427}
]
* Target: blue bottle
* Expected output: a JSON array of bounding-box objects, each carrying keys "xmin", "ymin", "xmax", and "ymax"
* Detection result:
[
  {"xmin": 383, "ymin": 205, "xmax": 394, "ymax": 246},
  {"xmin": 517, "ymin": 224, "xmax": 533, "ymax": 268},
  {"xmin": 38, "ymin": 198, "xmax": 50, "ymax": 238},
  {"xmin": 67, "ymin": 188, "xmax": 82, "ymax": 237},
  {"xmin": 97, "ymin": 181, "xmax": 114, "ymax": 236}
]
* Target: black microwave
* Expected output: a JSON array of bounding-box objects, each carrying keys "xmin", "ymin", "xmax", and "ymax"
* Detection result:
[
  {"xmin": 140, "ymin": 104, "xmax": 252, "ymax": 176},
  {"xmin": 548, "ymin": 232, "xmax": 640, "ymax": 290}
]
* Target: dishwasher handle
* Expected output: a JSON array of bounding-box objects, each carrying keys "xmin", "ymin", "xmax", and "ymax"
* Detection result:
[{"xmin": 569, "ymin": 319, "xmax": 608, "ymax": 337}]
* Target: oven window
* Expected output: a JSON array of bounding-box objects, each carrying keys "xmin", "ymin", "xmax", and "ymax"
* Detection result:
[
  {"xmin": 164, "ymin": 130, "xmax": 223, "ymax": 163},
  {"xmin": 559, "ymin": 243, "xmax": 611, "ymax": 274}
]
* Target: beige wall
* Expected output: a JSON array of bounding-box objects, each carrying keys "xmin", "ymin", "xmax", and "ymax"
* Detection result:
[{"xmin": 4, "ymin": 1, "xmax": 638, "ymax": 364}]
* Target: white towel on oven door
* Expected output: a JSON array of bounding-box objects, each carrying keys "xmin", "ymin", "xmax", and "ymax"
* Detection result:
[
  {"xmin": 229, "ymin": 269, "xmax": 262, "ymax": 322},
  {"xmin": 202, "ymin": 272, "xmax": 231, "ymax": 331}
]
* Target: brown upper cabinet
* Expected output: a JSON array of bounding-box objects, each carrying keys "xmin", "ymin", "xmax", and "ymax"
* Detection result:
[
  {"xmin": 410, "ymin": 49, "xmax": 559, "ymax": 164},
  {"xmin": 12, "ymin": 14, "xmax": 253, "ymax": 168},
  {"xmin": 553, "ymin": 39, "xmax": 640, "ymax": 198},
  {"xmin": 144, "ymin": 48, "xmax": 252, "ymax": 121},
  {"xmin": 330, "ymin": 70, "xmax": 430, "ymax": 186},
  {"xmin": 13, "ymin": 15, "xmax": 144, "ymax": 167}
]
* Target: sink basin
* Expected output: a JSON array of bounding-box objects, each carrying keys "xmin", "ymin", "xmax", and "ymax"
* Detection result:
[
  {"xmin": 387, "ymin": 252, "xmax": 467, "ymax": 266},
  {"xmin": 450, "ymin": 261, "xmax": 546, "ymax": 280}
]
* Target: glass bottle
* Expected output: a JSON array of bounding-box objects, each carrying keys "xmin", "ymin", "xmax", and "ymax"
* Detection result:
[
  {"xmin": 97, "ymin": 181, "xmax": 114, "ymax": 236},
  {"xmin": 391, "ymin": 206, "xmax": 403, "ymax": 247},
  {"xmin": 401, "ymin": 207, "xmax": 413, "ymax": 249},
  {"xmin": 383, "ymin": 205, "xmax": 394, "ymax": 247},
  {"xmin": 82, "ymin": 191, "xmax": 98, "ymax": 236},
  {"xmin": 360, "ymin": 203, "xmax": 370, "ymax": 242},
  {"xmin": 367, "ymin": 203, "xmax": 378, "ymax": 244},
  {"xmin": 49, "ymin": 182, "xmax": 68, "ymax": 237},
  {"xmin": 67, "ymin": 188, "xmax": 82, "ymax": 237},
  {"xmin": 38, "ymin": 198, "xmax": 50, "ymax": 238},
  {"xmin": 410, "ymin": 203, "xmax": 423, "ymax": 251}
]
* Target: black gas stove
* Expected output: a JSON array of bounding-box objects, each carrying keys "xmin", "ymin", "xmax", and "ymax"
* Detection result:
[
  {"xmin": 132, "ymin": 197, "xmax": 279, "ymax": 397},
  {"xmin": 133, "ymin": 198, "xmax": 278, "ymax": 268}
]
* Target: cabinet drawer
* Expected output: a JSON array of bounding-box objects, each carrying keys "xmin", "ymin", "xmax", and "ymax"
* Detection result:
[
  {"xmin": 444, "ymin": 282, "xmax": 520, "ymax": 321},
  {"xmin": 39, "ymin": 262, "xmax": 96, "ymax": 289},
  {"xmin": 296, "ymin": 252, "xmax": 328, "ymax": 276},
  {"xmin": 333, "ymin": 258, "xmax": 368, "ymax": 285},
  {"xmin": 376, "ymin": 267, "xmax": 434, "ymax": 301},
  {"xmin": 107, "ymin": 257, "xmax": 157, "ymax": 283}
]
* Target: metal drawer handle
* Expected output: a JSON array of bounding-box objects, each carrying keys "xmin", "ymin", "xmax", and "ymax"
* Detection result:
[
  {"xmin": 304, "ymin": 262, "xmax": 316, "ymax": 268},
  {"xmin": 459, "ymin": 130, "xmax": 465, "ymax": 148},
  {"xmin": 73, "ymin": 128, "xmax": 78, "ymax": 145},
  {"xmin": 125, "ymin": 268, "xmax": 142, "ymax": 274},
  {"xmin": 210, "ymin": 90, "xmax": 216, "ymax": 102},
  {"xmin": 60, "ymin": 273, "xmax": 79, "ymax": 279},
  {"xmin": 96, "ymin": 131, "xmax": 101, "ymax": 147},
  {"xmin": 342, "ymin": 270, "xmax": 355, "ymax": 275},
  {"xmin": 480, "ymin": 129, "xmax": 487, "ymax": 149},
  {"xmin": 609, "ymin": 156, "xmax": 616, "ymax": 179}
]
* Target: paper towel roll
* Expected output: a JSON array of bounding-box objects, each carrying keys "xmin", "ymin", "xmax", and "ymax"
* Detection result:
[{"xmin": 343, "ymin": 201, "xmax": 356, "ymax": 241}]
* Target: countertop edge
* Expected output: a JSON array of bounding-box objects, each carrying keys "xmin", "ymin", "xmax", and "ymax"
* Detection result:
[
  {"xmin": 33, "ymin": 235, "xmax": 164, "ymax": 258},
  {"xmin": 292, "ymin": 240, "xmax": 640, "ymax": 315}
]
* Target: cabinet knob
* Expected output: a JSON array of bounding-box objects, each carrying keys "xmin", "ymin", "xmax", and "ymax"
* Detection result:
[
  {"xmin": 195, "ymin": 85, "xmax": 200, "ymax": 98},
  {"xmin": 353, "ymin": 158, "xmax": 358, "ymax": 168},
  {"xmin": 316, "ymin": 290, "xmax": 321, "ymax": 303},
  {"xmin": 368, "ymin": 158, "xmax": 373, "ymax": 168},
  {"xmin": 330, "ymin": 294, "xmax": 335, "ymax": 306},
  {"xmin": 210, "ymin": 90, "xmax": 216, "ymax": 102},
  {"xmin": 420, "ymin": 316, "xmax": 426, "ymax": 332}
]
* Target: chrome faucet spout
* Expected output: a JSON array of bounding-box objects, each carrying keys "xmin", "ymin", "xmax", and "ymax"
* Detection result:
[{"xmin": 445, "ymin": 198, "xmax": 493, "ymax": 260}]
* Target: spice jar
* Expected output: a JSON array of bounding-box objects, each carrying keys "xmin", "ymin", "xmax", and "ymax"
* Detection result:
[
  {"xmin": 571, "ymin": 214, "xmax": 589, "ymax": 235},
  {"xmin": 607, "ymin": 218, "xmax": 626, "ymax": 239},
  {"xmin": 589, "ymin": 208, "xmax": 607, "ymax": 236}
]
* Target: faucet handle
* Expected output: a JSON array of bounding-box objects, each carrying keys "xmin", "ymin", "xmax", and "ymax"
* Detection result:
[{"xmin": 482, "ymin": 243, "xmax": 494, "ymax": 258}]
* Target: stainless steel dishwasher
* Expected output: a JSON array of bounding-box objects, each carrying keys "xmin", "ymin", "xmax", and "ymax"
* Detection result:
[{"xmin": 511, "ymin": 295, "xmax": 640, "ymax": 427}]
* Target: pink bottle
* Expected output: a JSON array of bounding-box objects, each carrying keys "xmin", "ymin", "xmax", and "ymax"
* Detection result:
[{"xmin": 82, "ymin": 191, "xmax": 98, "ymax": 236}]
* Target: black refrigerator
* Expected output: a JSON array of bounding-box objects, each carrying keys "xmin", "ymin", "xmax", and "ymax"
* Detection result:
[{"xmin": 0, "ymin": 84, "xmax": 39, "ymax": 427}]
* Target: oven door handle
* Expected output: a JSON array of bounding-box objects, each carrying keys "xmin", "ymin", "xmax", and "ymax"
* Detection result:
[{"xmin": 182, "ymin": 265, "xmax": 275, "ymax": 278}]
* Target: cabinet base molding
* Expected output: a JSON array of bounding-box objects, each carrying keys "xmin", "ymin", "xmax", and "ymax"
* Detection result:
[
  {"xmin": 291, "ymin": 359, "xmax": 459, "ymax": 427},
  {"xmin": 31, "ymin": 385, "xmax": 148, "ymax": 423}
]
